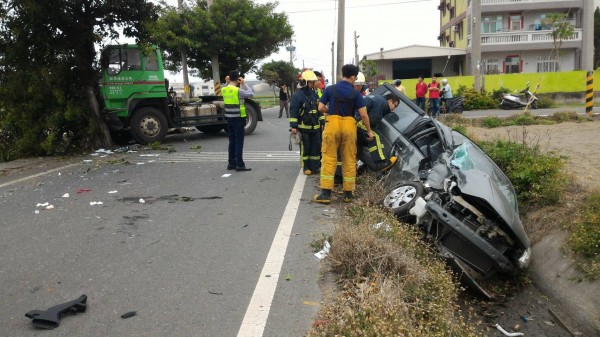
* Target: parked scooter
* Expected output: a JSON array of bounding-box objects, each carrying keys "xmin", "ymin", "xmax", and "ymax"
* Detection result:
[{"xmin": 500, "ymin": 82, "xmax": 538, "ymax": 109}]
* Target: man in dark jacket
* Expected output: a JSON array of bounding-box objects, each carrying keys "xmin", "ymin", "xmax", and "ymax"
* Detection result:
[
  {"xmin": 289, "ymin": 70, "xmax": 324, "ymax": 175},
  {"xmin": 357, "ymin": 93, "xmax": 399, "ymax": 172}
]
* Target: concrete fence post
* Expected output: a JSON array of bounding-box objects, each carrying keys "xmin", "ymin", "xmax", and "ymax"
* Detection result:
[{"xmin": 586, "ymin": 71, "xmax": 593, "ymax": 116}]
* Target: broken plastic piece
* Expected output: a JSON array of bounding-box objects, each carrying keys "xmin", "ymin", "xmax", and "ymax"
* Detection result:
[
  {"xmin": 121, "ymin": 311, "xmax": 136, "ymax": 319},
  {"xmin": 61, "ymin": 193, "xmax": 70, "ymax": 198},
  {"xmin": 36, "ymin": 202, "xmax": 49, "ymax": 207},
  {"xmin": 520, "ymin": 315, "xmax": 529, "ymax": 322},
  {"xmin": 138, "ymin": 198, "xmax": 145, "ymax": 204},
  {"xmin": 108, "ymin": 191, "xmax": 118, "ymax": 194},
  {"xmin": 45, "ymin": 205, "xmax": 55, "ymax": 210},
  {"xmin": 495, "ymin": 323, "xmax": 524, "ymax": 336},
  {"xmin": 77, "ymin": 188, "xmax": 91, "ymax": 194},
  {"xmin": 25, "ymin": 294, "xmax": 87, "ymax": 329},
  {"xmin": 314, "ymin": 241, "xmax": 331, "ymax": 259},
  {"xmin": 89, "ymin": 201, "xmax": 103, "ymax": 206}
]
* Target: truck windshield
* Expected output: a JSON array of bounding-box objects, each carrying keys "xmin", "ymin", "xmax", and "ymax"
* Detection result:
[{"xmin": 105, "ymin": 48, "xmax": 142, "ymax": 75}]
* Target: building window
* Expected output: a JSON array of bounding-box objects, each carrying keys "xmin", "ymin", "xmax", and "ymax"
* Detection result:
[
  {"xmin": 510, "ymin": 15, "xmax": 522, "ymax": 31},
  {"xmin": 458, "ymin": 21, "xmax": 464, "ymax": 39},
  {"xmin": 484, "ymin": 58, "xmax": 500, "ymax": 74},
  {"xmin": 481, "ymin": 16, "xmax": 503, "ymax": 33},
  {"xmin": 450, "ymin": 6, "xmax": 455, "ymax": 19},
  {"xmin": 537, "ymin": 56, "xmax": 558, "ymax": 73},
  {"xmin": 505, "ymin": 56, "xmax": 520, "ymax": 74}
]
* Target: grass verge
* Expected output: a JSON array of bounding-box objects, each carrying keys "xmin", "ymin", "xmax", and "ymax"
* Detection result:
[{"xmin": 307, "ymin": 175, "xmax": 480, "ymax": 336}]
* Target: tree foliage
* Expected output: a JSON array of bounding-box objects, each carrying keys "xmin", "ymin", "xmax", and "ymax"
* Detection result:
[
  {"xmin": 547, "ymin": 13, "xmax": 575, "ymax": 71},
  {"xmin": 0, "ymin": 0, "xmax": 158, "ymax": 161},
  {"xmin": 149, "ymin": 0, "xmax": 293, "ymax": 81},
  {"xmin": 256, "ymin": 60, "xmax": 298, "ymax": 87}
]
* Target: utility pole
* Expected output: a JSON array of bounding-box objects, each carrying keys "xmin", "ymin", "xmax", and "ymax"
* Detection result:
[
  {"xmin": 207, "ymin": 0, "xmax": 221, "ymax": 95},
  {"xmin": 331, "ymin": 42, "xmax": 335, "ymax": 84},
  {"xmin": 471, "ymin": 0, "xmax": 481, "ymax": 92},
  {"xmin": 354, "ymin": 31, "xmax": 360, "ymax": 67},
  {"xmin": 177, "ymin": 0, "xmax": 190, "ymax": 99},
  {"xmin": 336, "ymin": 0, "xmax": 345, "ymax": 80},
  {"xmin": 286, "ymin": 39, "xmax": 296, "ymax": 65}
]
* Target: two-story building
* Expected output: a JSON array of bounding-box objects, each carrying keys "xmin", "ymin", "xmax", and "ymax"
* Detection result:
[{"xmin": 458, "ymin": 0, "xmax": 593, "ymax": 74}]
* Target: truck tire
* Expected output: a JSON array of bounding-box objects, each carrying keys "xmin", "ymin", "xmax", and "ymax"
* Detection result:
[
  {"xmin": 130, "ymin": 107, "xmax": 168, "ymax": 144},
  {"xmin": 244, "ymin": 103, "xmax": 258, "ymax": 135}
]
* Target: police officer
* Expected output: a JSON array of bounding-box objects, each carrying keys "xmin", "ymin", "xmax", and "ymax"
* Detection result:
[
  {"xmin": 289, "ymin": 70, "xmax": 324, "ymax": 175},
  {"xmin": 222, "ymin": 70, "xmax": 254, "ymax": 171},
  {"xmin": 314, "ymin": 64, "xmax": 373, "ymax": 204}
]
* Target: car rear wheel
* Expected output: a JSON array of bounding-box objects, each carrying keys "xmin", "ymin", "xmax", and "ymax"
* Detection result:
[{"xmin": 382, "ymin": 181, "xmax": 425, "ymax": 217}]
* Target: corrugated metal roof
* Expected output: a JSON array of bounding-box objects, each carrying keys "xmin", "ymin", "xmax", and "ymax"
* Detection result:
[{"xmin": 364, "ymin": 44, "xmax": 466, "ymax": 60}]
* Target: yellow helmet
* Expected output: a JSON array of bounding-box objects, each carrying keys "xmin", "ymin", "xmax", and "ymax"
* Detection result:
[
  {"xmin": 355, "ymin": 72, "xmax": 366, "ymax": 85},
  {"xmin": 301, "ymin": 70, "xmax": 318, "ymax": 81}
]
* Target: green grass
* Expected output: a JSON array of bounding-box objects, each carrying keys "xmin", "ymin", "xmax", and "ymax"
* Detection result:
[
  {"xmin": 568, "ymin": 191, "xmax": 600, "ymax": 279},
  {"xmin": 252, "ymin": 95, "xmax": 278, "ymax": 109}
]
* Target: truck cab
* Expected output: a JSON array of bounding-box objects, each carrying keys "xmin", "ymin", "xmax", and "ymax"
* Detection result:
[{"xmin": 100, "ymin": 44, "xmax": 262, "ymax": 144}]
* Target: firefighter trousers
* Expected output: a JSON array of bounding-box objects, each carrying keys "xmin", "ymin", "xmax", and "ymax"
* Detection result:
[
  {"xmin": 320, "ymin": 115, "xmax": 357, "ymax": 192},
  {"xmin": 299, "ymin": 130, "xmax": 321, "ymax": 172}
]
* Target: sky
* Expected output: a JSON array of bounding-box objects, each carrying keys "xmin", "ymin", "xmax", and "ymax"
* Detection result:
[{"xmin": 154, "ymin": 0, "xmax": 440, "ymax": 83}]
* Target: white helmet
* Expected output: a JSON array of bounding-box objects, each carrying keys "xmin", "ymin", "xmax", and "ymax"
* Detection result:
[{"xmin": 355, "ymin": 72, "xmax": 366, "ymax": 85}]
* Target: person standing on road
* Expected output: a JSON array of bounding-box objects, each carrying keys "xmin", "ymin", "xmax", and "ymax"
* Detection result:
[
  {"xmin": 223, "ymin": 70, "xmax": 254, "ymax": 172},
  {"xmin": 314, "ymin": 64, "xmax": 373, "ymax": 204},
  {"xmin": 278, "ymin": 84, "xmax": 290, "ymax": 118},
  {"xmin": 440, "ymin": 78, "xmax": 453, "ymax": 113},
  {"xmin": 289, "ymin": 70, "xmax": 324, "ymax": 175},
  {"xmin": 428, "ymin": 76, "xmax": 441, "ymax": 118},
  {"xmin": 415, "ymin": 75, "xmax": 428, "ymax": 111}
]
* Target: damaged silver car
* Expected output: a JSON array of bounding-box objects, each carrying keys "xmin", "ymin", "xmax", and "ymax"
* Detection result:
[{"xmin": 363, "ymin": 83, "xmax": 531, "ymax": 298}]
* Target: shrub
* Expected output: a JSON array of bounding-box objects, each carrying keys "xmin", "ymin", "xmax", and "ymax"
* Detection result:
[
  {"xmin": 490, "ymin": 87, "xmax": 511, "ymax": 102},
  {"xmin": 568, "ymin": 191, "xmax": 600, "ymax": 279},
  {"xmin": 462, "ymin": 88, "xmax": 497, "ymax": 110},
  {"xmin": 551, "ymin": 111, "xmax": 582, "ymax": 123},
  {"xmin": 478, "ymin": 139, "xmax": 567, "ymax": 208},
  {"xmin": 536, "ymin": 97, "xmax": 554, "ymax": 109}
]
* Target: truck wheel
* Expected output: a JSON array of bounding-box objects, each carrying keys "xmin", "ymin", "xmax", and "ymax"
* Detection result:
[
  {"xmin": 130, "ymin": 107, "xmax": 168, "ymax": 144},
  {"xmin": 244, "ymin": 104, "xmax": 258, "ymax": 135},
  {"xmin": 195, "ymin": 125, "xmax": 224, "ymax": 134}
]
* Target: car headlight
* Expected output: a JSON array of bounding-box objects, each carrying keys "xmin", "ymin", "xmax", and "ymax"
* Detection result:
[{"xmin": 517, "ymin": 247, "xmax": 531, "ymax": 269}]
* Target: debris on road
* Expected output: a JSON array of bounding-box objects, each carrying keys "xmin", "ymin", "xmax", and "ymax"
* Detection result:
[
  {"xmin": 77, "ymin": 188, "xmax": 91, "ymax": 194},
  {"xmin": 208, "ymin": 291, "xmax": 223, "ymax": 295},
  {"xmin": 138, "ymin": 198, "xmax": 145, "ymax": 204},
  {"xmin": 314, "ymin": 241, "xmax": 331, "ymax": 259},
  {"xmin": 25, "ymin": 294, "xmax": 87, "ymax": 330},
  {"xmin": 61, "ymin": 193, "xmax": 69, "ymax": 198},
  {"xmin": 494, "ymin": 323, "xmax": 524, "ymax": 336},
  {"xmin": 120, "ymin": 311, "xmax": 137, "ymax": 319},
  {"xmin": 36, "ymin": 202, "xmax": 49, "ymax": 207},
  {"xmin": 83, "ymin": 160, "xmax": 93, "ymax": 164},
  {"xmin": 89, "ymin": 201, "xmax": 103, "ymax": 206},
  {"xmin": 108, "ymin": 191, "xmax": 118, "ymax": 194}
]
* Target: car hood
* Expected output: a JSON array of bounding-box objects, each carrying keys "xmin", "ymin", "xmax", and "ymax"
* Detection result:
[{"xmin": 444, "ymin": 141, "xmax": 530, "ymax": 248}]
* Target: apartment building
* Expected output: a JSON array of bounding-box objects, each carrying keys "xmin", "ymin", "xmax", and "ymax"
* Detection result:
[{"xmin": 442, "ymin": 0, "xmax": 595, "ymax": 74}]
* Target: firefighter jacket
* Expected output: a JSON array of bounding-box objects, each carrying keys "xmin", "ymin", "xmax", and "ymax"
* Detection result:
[{"xmin": 289, "ymin": 87, "xmax": 324, "ymax": 132}]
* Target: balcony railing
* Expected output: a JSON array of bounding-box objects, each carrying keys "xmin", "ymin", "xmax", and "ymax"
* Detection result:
[
  {"xmin": 478, "ymin": 28, "xmax": 581, "ymax": 45},
  {"xmin": 482, "ymin": 0, "xmax": 557, "ymax": 4}
]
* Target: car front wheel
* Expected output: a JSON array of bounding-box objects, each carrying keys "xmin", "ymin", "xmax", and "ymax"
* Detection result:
[{"xmin": 382, "ymin": 181, "xmax": 425, "ymax": 217}]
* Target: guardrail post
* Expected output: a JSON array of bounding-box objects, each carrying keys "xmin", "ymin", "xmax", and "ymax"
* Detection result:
[{"xmin": 586, "ymin": 71, "xmax": 593, "ymax": 117}]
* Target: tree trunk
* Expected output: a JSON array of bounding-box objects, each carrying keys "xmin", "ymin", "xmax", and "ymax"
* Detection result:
[{"xmin": 86, "ymin": 86, "xmax": 112, "ymax": 147}]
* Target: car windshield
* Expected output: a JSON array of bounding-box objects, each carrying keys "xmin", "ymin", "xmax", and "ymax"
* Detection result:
[{"xmin": 450, "ymin": 141, "xmax": 517, "ymax": 211}]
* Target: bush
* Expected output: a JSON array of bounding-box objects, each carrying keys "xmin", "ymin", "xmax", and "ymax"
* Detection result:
[
  {"xmin": 462, "ymin": 88, "xmax": 497, "ymax": 110},
  {"xmin": 536, "ymin": 97, "xmax": 554, "ymax": 109},
  {"xmin": 568, "ymin": 191, "xmax": 600, "ymax": 279},
  {"xmin": 551, "ymin": 111, "xmax": 582, "ymax": 123},
  {"xmin": 490, "ymin": 87, "xmax": 511, "ymax": 102},
  {"xmin": 478, "ymin": 139, "xmax": 567, "ymax": 208}
]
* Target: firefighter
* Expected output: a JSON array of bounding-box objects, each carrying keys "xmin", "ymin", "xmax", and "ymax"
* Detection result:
[
  {"xmin": 352, "ymin": 72, "xmax": 398, "ymax": 172},
  {"xmin": 314, "ymin": 64, "xmax": 373, "ymax": 204},
  {"xmin": 289, "ymin": 70, "xmax": 325, "ymax": 175}
]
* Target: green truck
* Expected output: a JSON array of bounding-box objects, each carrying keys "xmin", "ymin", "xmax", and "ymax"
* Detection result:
[{"xmin": 99, "ymin": 44, "xmax": 262, "ymax": 144}]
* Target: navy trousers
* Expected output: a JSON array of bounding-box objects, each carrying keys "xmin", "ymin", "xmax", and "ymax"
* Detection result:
[{"xmin": 227, "ymin": 117, "xmax": 246, "ymax": 168}]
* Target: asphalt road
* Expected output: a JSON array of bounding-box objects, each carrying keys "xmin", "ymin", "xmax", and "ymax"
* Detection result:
[{"xmin": 0, "ymin": 106, "xmax": 330, "ymax": 336}]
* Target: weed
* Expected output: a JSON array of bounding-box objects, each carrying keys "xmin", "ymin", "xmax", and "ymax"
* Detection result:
[
  {"xmin": 310, "ymin": 232, "xmax": 332, "ymax": 253},
  {"xmin": 536, "ymin": 96, "xmax": 555, "ymax": 108},
  {"xmin": 551, "ymin": 111, "xmax": 582, "ymax": 123},
  {"xmin": 567, "ymin": 191, "xmax": 600, "ymax": 279},
  {"xmin": 481, "ymin": 116, "xmax": 503, "ymax": 128},
  {"xmin": 190, "ymin": 144, "xmax": 202, "ymax": 150},
  {"xmin": 148, "ymin": 141, "xmax": 162, "ymax": 150}
]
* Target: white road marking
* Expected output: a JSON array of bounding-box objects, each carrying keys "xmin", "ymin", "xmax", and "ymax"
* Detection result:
[
  {"xmin": 237, "ymin": 169, "xmax": 306, "ymax": 337},
  {"xmin": 0, "ymin": 164, "xmax": 79, "ymax": 189},
  {"xmin": 138, "ymin": 151, "xmax": 301, "ymax": 164}
]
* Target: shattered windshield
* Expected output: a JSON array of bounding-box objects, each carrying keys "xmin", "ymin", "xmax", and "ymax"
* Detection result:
[{"xmin": 450, "ymin": 141, "xmax": 517, "ymax": 211}]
